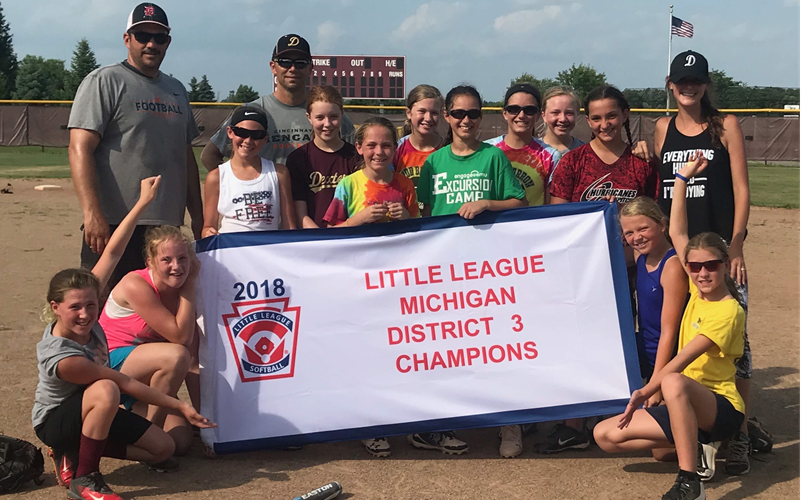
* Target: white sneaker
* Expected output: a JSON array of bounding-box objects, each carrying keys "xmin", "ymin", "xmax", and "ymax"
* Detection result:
[
  {"xmin": 361, "ymin": 438, "xmax": 391, "ymax": 457},
  {"xmin": 499, "ymin": 425, "xmax": 523, "ymax": 458}
]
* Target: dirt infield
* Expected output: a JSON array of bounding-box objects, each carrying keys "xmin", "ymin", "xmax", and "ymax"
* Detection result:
[{"xmin": 0, "ymin": 178, "xmax": 798, "ymax": 500}]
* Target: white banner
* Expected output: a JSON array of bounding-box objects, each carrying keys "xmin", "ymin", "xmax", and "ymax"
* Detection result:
[{"xmin": 197, "ymin": 203, "xmax": 640, "ymax": 454}]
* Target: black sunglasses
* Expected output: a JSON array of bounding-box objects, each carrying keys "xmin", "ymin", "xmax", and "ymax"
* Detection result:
[
  {"xmin": 129, "ymin": 31, "xmax": 170, "ymax": 45},
  {"xmin": 687, "ymin": 260, "xmax": 722, "ymax": 273},
  {"xmin": 231, "ymin": 127, "xmax": 268, "ymax": 140},
  {"xmin": 448, "ymin": 109, "xmax": 482, "ymax": 120},
  {"xmin": 274, "ymin": 58, "xmax": 310, "ymax": 69},
  {"xmin": 504, "ymin": 105, "xmax": 540, "ymax": 116}
]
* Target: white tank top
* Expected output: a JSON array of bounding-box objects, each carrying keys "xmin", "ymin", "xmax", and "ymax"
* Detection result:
[{"xmin": 217, "ymin": 158, "xmax": 281, "ymax": 233}]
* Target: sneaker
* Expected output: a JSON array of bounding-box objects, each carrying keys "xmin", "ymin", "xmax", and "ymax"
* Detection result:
[
  {"xmin": 747, "ymin": 417, "xmax": 773, "ymax": 453},
  {"xmin": 724, "ymin": 432, "xmax": 751, "ymax": 476},
  {"xmin": 661, "ymin": 474, "xmax": 704, "ymax": 500},
  {"xmin": 696, "ymin": 442, "xmax": 716, "ymax": 481},
  {"xmin": 521, "ymin": 423, "xmax": 538, "ymax": 436},
  {"xmin": 361, "ymin": 438, "xmax": 391, "ymax": 457},
  {"xmin": 144, "ymin": 457, "xmax": 180, "ymax": 472},
  {"xmin": 498, "ymin": 425, "xmax": 523, "ymax": 458},
  {"xmin": 535, "ymin": 424, "xmax": 590, "ymax": 454},
  {"xmin": 408, "ymin": 432, "xmax": 469, "ymax": 455},
  {"xmin": 67, "ymin": 471, "xmax": 123, "ymax": 500},
  {"xmin": 47, "ymin": 447, "xmax": 74, "ymax": 488}
]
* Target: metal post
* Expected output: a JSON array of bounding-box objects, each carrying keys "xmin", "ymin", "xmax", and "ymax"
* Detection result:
[{"xmin": 666, "ymin": 5, "xmax": 674, "ymax": 115}]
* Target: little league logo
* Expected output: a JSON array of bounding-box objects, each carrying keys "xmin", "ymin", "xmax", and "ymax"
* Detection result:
[{"xmin": 222, "ymin": 298, "xmax": 301, "ymax": 383}]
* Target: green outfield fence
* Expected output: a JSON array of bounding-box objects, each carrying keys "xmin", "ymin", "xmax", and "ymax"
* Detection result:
[{"xmin": 0, "ymin": 101, "xmax": 799, "ymax": 162}]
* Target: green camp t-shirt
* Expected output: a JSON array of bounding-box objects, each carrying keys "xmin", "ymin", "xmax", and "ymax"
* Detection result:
[{"xmin": 417, "ymin": 142, "xmax": 525, "ymax": 216}]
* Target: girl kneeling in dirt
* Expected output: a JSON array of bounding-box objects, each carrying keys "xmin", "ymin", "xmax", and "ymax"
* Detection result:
[
  {"xmin": 32, "ymin": 176, "xmax": 215, "ymax": 500},
  {"xmin": 99, "ymin": 225, "xmax": 202, "ymax": 460}
]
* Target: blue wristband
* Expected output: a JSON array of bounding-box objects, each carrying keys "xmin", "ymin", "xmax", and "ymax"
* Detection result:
[{"xmin": 675, "ymin": 173, "xmax": 690, "ymax": 183}]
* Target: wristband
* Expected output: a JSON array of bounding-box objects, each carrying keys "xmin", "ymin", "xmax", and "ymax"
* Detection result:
[{"xmin": 675, "ymin": 173, "xmax": 690, "ymax": 183}]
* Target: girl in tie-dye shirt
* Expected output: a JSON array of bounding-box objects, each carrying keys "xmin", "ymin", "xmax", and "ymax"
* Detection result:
[
  {"xmin": 393, "ymin": 85, "xmax": 444, "ymax": 209},
  {"xmin": 324, "ymin": 117, "xmax": 419, "ymax": 227}
]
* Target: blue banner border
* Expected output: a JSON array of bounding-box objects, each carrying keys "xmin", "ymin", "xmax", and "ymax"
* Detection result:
[{"xmin": 198, "ymin": 202, "xmax": 643, "ymax": 455}]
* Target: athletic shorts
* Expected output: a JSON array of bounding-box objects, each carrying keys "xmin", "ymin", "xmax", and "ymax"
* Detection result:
[
  {"xmin": 80, "ymin": 224, "xmax": 150, "ymax": 293},
  {"xmin": 109, "ymin": 346, "xmax": 138, "ymax": 410},
  {"xmin": 34, "ymin": 390, "xmax": 151, "ymax": 453},
  {"xmin": 645, "ymin": 392, "xmax": 744, "ymax": 444}
]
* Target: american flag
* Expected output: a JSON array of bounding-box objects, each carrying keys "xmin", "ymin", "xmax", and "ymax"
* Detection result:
[{"xmin": 671, "ymin": 16, "xmax": 694, "ymax": 38}]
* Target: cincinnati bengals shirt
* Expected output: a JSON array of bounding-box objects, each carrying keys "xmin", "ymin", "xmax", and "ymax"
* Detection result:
[{"xmin": 550, "ymin": 143, "xmax": 657, "ymax": 203}]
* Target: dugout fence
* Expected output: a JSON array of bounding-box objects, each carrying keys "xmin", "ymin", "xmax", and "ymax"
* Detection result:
[{"xmin": 0, "ymin": 103, "xmax": 799, "ymax": 162}]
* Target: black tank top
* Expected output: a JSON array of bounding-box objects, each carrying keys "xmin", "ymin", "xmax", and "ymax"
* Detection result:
[{"xmin": 658, "ymin": 117, "xmax": 735, "ymax": 241}]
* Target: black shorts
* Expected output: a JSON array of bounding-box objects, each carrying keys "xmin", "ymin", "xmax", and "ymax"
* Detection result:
[
  {"xmin": 34, "ymin": 390, "xmax": 151, "ymax": 453},
  {"xmin": 646, "ymin": 392, "xmax": 744, "ymax": 444},
  {"xmin": 80, "ymin": 224, "xmax": 150, "ymax": 292}
]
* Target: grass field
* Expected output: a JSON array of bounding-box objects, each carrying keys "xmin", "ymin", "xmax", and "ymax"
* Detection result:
[{"xmin": 0, "ymin": 146, "xmax": 799, "ymax": 208}]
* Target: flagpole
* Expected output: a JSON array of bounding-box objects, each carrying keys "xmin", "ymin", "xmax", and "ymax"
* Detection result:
[{"xmin": 666, "ymin": 4, "xmax": 673, "ymax": 115}]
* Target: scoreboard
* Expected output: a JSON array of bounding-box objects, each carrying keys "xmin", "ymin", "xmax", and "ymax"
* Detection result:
[{"xmin": 273, "ymin": 55, "xmax": 406, "ymax": 100}]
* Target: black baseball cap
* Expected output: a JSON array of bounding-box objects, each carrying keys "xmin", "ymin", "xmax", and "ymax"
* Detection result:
[
  {"xmin": 272, "ymin": 34, "xmax": 311, "ymax": 59},
  {"xmin": 230, "ymin": 107, "xmax": 268, "ymax": 129},
  {"xmin": 127, "ymin": 3, "xmax": 170, "ymax": 31},
  {"xmin": 505, "ymin": 83, "xmax": 542, "ymax": 107},
  {"xmin": 669, "ymin": 50, "xmax": 710, "ymax": 84}
]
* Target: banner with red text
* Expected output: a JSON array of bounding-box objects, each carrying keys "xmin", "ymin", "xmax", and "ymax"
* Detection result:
[{"xmin": 196, "ymin": 202, "xmax": 640, "ymax": 454}]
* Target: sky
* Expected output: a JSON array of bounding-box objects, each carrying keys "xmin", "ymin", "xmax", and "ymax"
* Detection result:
[{"xmin": 3, "ymin": 0, "xmax": 800, "ymax": 102}]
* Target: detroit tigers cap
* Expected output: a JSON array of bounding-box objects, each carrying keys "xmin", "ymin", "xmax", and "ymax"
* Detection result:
[
  {"xmin": 669, "ymin": 50, "xmax": 710, "ymax": 84},
  {"xmin": 127, "ymin": 3, "xmax": 170, "ymax": 32},
  {"xmin": 504, "ymin": 83, "xmax": 542, "ymax": 107},
  {"xmin": 230, "ymin": 106, "xmax": 269, "ymax": 129},
  {"xmin": 272, "ymin": 34, "xmax": 311, "ymax": 59}
]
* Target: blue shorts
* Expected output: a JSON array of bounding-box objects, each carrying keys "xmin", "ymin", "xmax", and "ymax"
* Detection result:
[
  {"xmin": 646, "ymin": 392, "xmax": 744, "ymax": 444},
  {"xmin": 109, "ymin": 346, "xmax": 138, "ymax": 410}
]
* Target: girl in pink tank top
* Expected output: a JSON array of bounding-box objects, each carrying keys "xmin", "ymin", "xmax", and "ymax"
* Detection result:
[
  {"xmin": 99, "ymin": 226, "xmax": 200, "ymax": 457},
  {"xmin": 101, "ymin": 268, "xmax": 165, "ymax": 350}
]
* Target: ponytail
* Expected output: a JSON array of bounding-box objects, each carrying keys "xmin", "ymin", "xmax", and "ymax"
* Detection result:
[
  {"xmin": 624, "ymin": 117, "xmax": 633, "ymax": 149},
  {"xmin": 700, "ymin": 91, "xmax": 725, "ymax": 149}
]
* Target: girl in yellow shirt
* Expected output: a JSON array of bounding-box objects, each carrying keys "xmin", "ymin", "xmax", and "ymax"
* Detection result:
[{"xmin": 594, "ymin": 153, "xmax": 745, "ymax": 500}]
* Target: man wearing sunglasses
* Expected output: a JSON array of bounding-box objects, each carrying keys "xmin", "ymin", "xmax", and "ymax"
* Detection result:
[
  {"xmin": 201, "ymin": 34, "xmax": 355, "ymax": 172},
  {"xmin": 68, "ymin": 2, "xmax": 202, "ymax": 292}
]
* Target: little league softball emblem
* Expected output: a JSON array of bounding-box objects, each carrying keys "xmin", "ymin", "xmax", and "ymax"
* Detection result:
[{"xmin": 222, "ymin": 298, "xmax": 300, "ymax": 382}]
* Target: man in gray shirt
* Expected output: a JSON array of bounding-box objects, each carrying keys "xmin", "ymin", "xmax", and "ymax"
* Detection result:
[
  {"xmin": 69, "ymin": 2, "xmax": 202, "ymax": 290},
  {"xmin": 200, "ymin": 34, "xmax": 355, "ymax": 171}
]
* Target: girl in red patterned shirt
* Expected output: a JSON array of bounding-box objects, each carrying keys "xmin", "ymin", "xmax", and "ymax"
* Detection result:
[{"xmin": 550, "ymin": 86, "xmax": 657, "ymax": 205}]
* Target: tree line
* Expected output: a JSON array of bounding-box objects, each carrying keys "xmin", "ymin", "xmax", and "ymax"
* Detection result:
[{"xmin": 0, "ymin": 3, "xmax": 798, "ymax": 108}]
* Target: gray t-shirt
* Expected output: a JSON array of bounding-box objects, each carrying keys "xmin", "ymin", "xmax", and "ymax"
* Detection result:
[
  {"xmin": 32, "ymin": 322, "xmax": 110, "ymax": 428},
  {"xmin": 210, "ymin": 94, "xmax": 355, "ymax": 166},
  {"xmin": 68, "ymin": 62, "xmax": 200, "ymax": 225}
]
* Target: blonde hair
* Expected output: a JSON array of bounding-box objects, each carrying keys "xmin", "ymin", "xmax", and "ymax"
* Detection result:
[
  {"xmin": 41, "ymin": 268, "xmax": 100, "ymax": 323},
  {"xmin": 306, "ymin": 85, "xmax": 344, "ymax": 114},
  {"xmin": 620, "ymin": 196, "xmax": 667, "ymax": 226},
  {"xmin": 541, "ymin": 85, "xmax": 581, "ymax": 112},
  {"xmin": 685, "ymin": 232, "xmax": 745, "ymax": 308},
  {"xmin": 403, "ymin": 84, "xmax": 444, "ymax": 136},
  {"xmin": 144, "ymin": 226, "xmax": 195, "ymax": 267}
]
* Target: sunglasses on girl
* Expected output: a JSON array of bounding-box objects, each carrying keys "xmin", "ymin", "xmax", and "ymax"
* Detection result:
[
  {"xmin": 129, "ymin": 31, "xmax": 170, "ymax": 45},
  {"xmin": 504, "ymin": 105, "xmax": 540, "ymax": 116},
  {"xmin": 687, "ymin": 260, "xmax": 723, "ymax": 273},
  {"xmin": 274, "ymin": 58, "xmax": 310, "ymax": 69},
  {"xmin": 448, "ymin": 109, "xmax": 482, "ymax": 120},
  {"xmin": 231, "ymin": 127, "xmax": 268, "ymax": 140}
]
